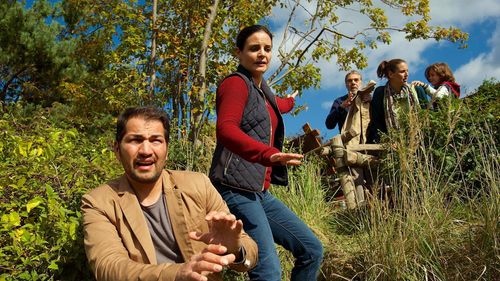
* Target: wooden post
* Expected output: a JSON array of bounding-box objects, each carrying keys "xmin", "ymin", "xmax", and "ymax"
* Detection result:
[
  {"xmin": 290, "ymin": 123, "xmax": 385, "ymax": 210},
  {"xmin": 331, "ymin": 136, "xmax": 358, "ymax": 209}
]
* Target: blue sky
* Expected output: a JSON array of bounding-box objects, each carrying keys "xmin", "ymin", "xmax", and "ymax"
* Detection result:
[{"xmin": 267, "ymin": 0, "xmax": 500, "ymax": 139}]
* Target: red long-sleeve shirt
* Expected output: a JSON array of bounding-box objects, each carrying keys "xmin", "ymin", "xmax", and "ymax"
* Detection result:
[{"xmin": 216, "ymin": 76, "xmax": 295, "ymax": 189}]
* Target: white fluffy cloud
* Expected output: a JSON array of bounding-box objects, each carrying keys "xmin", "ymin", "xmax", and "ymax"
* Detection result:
[
  {"xmin": 428, "ymin": 0, "xmax": 500, "ymax": 26},
  {"xmin": 454, "ymin": 20, "xmax": 500, "ymax": 94}
]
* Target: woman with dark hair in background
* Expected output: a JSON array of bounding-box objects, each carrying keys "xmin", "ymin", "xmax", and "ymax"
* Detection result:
[
  {"xmin": 209, "ymin": 25, "xmax": 323, "ymax": 281},
  {"xmin": 367, "ymin": 58, "xmax": 427, "ymax": 143},
  {"xmin": 412, "ymin": 62, "xmax": 461, "ymax": 99}
]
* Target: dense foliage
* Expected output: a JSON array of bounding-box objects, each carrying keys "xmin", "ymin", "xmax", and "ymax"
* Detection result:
[
  {"xmin": 0, "ymin": 103, "xmax": 120, "ymax": 280},
  {"xmin": 0, "ymin": 0, "xmax": 84, "ymax": 105}
]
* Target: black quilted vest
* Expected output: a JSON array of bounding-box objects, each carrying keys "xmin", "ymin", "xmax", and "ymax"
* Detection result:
[{"xmin": 209, "ymin": 65, "xmax": 288, "ymax": 192}]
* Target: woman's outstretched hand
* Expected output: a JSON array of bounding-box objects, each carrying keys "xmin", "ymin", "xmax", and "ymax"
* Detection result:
[
  {"xmin": 270, "ymin": 152, "xmax": 303, "ymax": 166},
  {"xmin": 411, "ymin": 80, "xmax": 426, "ymax": 87},
  {"xmin": 287, "ymin": 90, "xmax": 299, "ymax": 99}
]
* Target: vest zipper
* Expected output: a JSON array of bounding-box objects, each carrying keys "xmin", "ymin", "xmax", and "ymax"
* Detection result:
[
  {"xmin": 260, "ymin": 87, "xmax": 274, "ymax": 191},
  {"xmin": 223, "ymin": 151, "xmax": 233, "ymax": 176}
]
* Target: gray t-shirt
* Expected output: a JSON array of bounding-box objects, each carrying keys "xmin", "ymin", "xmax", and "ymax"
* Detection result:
[{"xmin": 141, "ymin": 193, "xmax": 183, "ymax": 264}]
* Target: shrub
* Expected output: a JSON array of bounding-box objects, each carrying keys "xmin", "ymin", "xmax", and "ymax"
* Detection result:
[
  {"xmin": 0, "ymin": 103, "xmax": 120, "ymax": 280},
  {"xmin": 329, "ymin": 79, "xmax": 499, "ymax": 280}
]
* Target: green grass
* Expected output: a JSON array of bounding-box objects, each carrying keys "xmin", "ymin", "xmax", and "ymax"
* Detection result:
[
  {"xmin": 269, "ymin": 97, "xmax": 499, "ymax": 280},
  {"xmin": 321, "ymin": 107, "xmax": 497, "ymax": 280}
]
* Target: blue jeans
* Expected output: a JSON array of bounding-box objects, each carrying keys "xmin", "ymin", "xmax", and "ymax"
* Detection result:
[{"xmin": 216, "ymin": 185, "xmax": 323, "ymax": 281}]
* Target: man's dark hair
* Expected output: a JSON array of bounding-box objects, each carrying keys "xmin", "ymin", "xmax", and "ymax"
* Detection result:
[
  {"xmin": 236, "ymin": 25, "xmax": 273, "ymax": 51},
  {"xmin": 116, "ymin": 106, "xmax": 170, "ymax": 144}
]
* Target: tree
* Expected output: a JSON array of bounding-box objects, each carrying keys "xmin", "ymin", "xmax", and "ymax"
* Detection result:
[
  {"xmin": 59, "ymin": 0, "xmax": 150, "ymax": 116},
  {"xmin": 0, "ymin": 0, "xmax": 84, "ymax": 105}
]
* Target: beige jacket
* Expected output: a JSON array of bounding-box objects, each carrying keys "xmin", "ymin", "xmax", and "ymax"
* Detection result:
[
  {"xmin": 82, "ymin": 170, "xmax": 257, "ymax": 281},
  {"xmin": 341, "ymin": 81, "xmax": 375, "ymax": 145},
  {"xmin": 341, "ymin": 95, "xmax": 371, "ymax": 145}
]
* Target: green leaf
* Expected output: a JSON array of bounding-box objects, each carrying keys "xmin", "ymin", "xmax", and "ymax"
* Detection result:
[
  {"xmin": 48, "ymin": 260, "xmax": 59, "ymax": 270},
  {"xmin": 69, "ymin": 220, "xmax": 78, "ymax": 240},
  {"xmin": 17, "ymin": 177, "xmax": 27, "ymax": 187},
  {"xmin": 18, "ymin": 271, "xmax": 31, "ymax": 280},
  {"xmin": 26, "ymin": 197, "xmax": 44, "ymax": 213},
  {"xmin": 7, "ymin": 212, "xmax": 21, "ymax": 227},
  {"xmin": 18, "ymin": 143, "xmax": 27, "ymax": 158}
]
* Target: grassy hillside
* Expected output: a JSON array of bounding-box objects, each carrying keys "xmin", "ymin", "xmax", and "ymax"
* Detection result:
[{"xmin": 0, "ymin": 79, "xmax": 498, "ymax": 280}]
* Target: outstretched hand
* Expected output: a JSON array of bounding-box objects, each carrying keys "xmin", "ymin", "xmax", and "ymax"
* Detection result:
[
  {"xmin": 176, "ymin": 211, "xmax": 244, "ymax": 281},
  {"xmin": 411, "ymin": 80, "xmax": 426, "ymax": 87},
  {"xmin": 270, "ymin": 152, "xmax": 304, "ymax": 166},
  {"xmin": 287, "ymin": 90, "xmax": 299, "ymax": 99},
  {"xmin": 189, "ymin": 211, "xmax": 243, "ymax": 259},
  {"xmin": 341, "ymin": 92, "xmax": 356, "ymax": 108},
  {"xmin": 175, "ymin": 244, "xmax": 235, "ymax": 281}
]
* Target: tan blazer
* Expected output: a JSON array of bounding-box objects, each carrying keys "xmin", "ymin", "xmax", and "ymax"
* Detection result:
[
  {"xmin": 82, "ymin": 170, "xmax": 257, "ymax": 281},
  {"xmin": 341, "ymin": 95, "xmax": 371, "ymax": 145}
]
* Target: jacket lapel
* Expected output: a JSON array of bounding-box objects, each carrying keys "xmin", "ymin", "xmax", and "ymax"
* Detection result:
[
  {"xmin": 116, "ymin": 175, "xmax": 157, "ymax": 264},
  {"xmin": 163, "ymin": 170, "xmax": 195, "ymax": 261}
]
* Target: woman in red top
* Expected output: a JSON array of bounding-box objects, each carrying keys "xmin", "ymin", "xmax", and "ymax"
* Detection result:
[{"xmin": 209, "ymin": 25, "xmax": 323, "ymax": 281}]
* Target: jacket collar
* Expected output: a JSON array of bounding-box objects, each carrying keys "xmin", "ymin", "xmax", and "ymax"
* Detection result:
[
  {"xmin": 116, "ymin": 170, "xmax": 194, "ymax": 263},
  {"xmin": 162, "ymin": 170, "xmax": 195, "ymax": 260},
  {"xmin": 116, "ymin": 175, "xmax": 157, "ymax": 264}
]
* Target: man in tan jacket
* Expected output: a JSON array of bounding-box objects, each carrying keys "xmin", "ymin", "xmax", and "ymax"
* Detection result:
[{"xmin": 82, "ymin": 106, "xmax": 257, "ymax": 281}]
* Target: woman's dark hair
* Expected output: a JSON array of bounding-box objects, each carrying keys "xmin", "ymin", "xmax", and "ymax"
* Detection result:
[
  {"xmin": 425, "ymin": 62, "xmax": 456, "ymax": 83},
  {"xmin": 236, "ymin": 25, "xmax": 273, "ymax": 50},
  {"xmin": 116, "ymin": 106, "xmax": 170, "ymax": 144},
  {"xmin": 376, "ymin": 58, "xmax": 407, "ymax": 79}
]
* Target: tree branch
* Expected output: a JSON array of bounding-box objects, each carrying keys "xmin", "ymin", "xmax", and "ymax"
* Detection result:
[
  {"xmin": 269, "ymin": 27, "xmax": 316, "ymax": 83},
  {"xmin": 269, "ymin": 27, "xmax": 355, "ymax": 86},
  {"xmin": 192, "ymin": 0, "xmax": 220, "ymax": 141},
  {"xmin": 1, "ymin": 66, "xmax": 30, "ymax": 102},
  {"xmin": 148, "ymin": 0, "xmax": 158, "ymax": 100}
]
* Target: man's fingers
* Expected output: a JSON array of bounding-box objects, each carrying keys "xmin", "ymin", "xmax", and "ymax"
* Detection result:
[
  {"xmin": 189, "ymin": 231, "xmax": 205, "ymax": 241},
  {"xmin": 178, "ymin": 247, "xmax": 237, "ymax": 281},
  {"xmin": 190, "ymin": 250, "xmax": 236, "ymax": 271},
  {"xmin": 206, "ymin": 212, "xmax": 239, "ymax": 235},
  {"xmin": 204, "ymin": 243, "xmax": 228, "ymax": 255},
  {"xmin": 191, "ymin": 258, "xmax": 224, "ymax": 273},
  {"xmin": 185, "ymin": 271, "xmax": 208, "ymax": 281},
  {"xmin": 198, "ymin": 251, "xmax": 234, "ymax": 266},
  {"xmin": 205, "ymin": 211, "xmax": 236, "ymax": 222},
  {"xmin": 232, "ymin": 219, "xmax": 243, "ymax": 232}
]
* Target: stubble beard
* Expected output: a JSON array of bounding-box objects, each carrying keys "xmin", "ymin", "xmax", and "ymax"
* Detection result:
[
  {"xmin": 129, "ymin": 170, "xmax": 162, "ymax": 184},
  {"xmin": 126, "ymin": 161, "xmax": 165, "ymax": 185}
]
